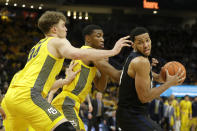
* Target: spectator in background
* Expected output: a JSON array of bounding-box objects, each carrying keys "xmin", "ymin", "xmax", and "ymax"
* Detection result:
[
  {"xmin": 149, "ymin": 96, "xmax": 164, "ymax": 126},
  {"xmin": 163, "ymin": 98, "xmax": 175, "ymax": 131},
  {"xmin": 180, "ymin": 95, "xmax": 192, "ymax": 131},
  {"xmin": 88, "ymin": 92, "xmax": 106, "ymax": 131},
  {"xmin": 107, "ymin": 110, "xmax": 117, "ymax": 131},
  {"xmin": 169, "ymin": 94, "xmax": 180, "ymax": 131}
]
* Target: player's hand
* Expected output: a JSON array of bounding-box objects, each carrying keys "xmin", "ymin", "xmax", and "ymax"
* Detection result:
[
  {"xmin": 165, "ymin": 68, "xmax": 185, "ymax": 86},
  {"xmin": 151, "ymin": 58, "xmax": 159, "ymax": 67},
  {"xmin": 112, "ymin": 36, "xmax": 132, "ymax": 55},
  {"xmin": 65, "ymin": 62, "xmax": 81, "ymax": 83}
]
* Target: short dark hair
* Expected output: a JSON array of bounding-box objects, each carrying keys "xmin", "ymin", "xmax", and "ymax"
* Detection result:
[
  {"xmin": 130, "ymin": 27, "xmax": 149, "ymax": 42},
  {"xmin": 38, "ymin": 11, "xmax": 66, "ymax": 34},
  {"xmin": 82, "ymin": 24, "xmax": 102, "ymax": 38}
]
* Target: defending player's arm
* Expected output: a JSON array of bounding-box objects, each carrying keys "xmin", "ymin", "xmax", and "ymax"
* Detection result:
[
  {"xmin": 52, "ymin": 36, "xmax": 131, "ymax": 61},
  {"xmin": 93, "ymin": 58, "xmax": 122, "ymax": 83},
  {"xmin": 48, "ymin": 87, "xmax": 59, "ymax": 103},
  {"xmin": 48, "ymin": 62, "xmax": 80, "ymax": 103},
  {"xmin": 128, "ymin": 57, "xmax": 185, "ymax": 103},
  {"xmin": 93, "ymin": 70, "xmax": 108, "ymax": 92}
]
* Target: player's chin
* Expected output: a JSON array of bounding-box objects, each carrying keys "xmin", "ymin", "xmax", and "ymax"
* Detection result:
[
  {"xmin": 144, "ymin": 52, "xmax": 151, "ymax": 56},
  {"xmin": 145, "ymin": 50, "xmax": 151, "ymax": 56},
  {"xmin": 99, "ymin": 45, "xmax": 104, "ymax": 49}
]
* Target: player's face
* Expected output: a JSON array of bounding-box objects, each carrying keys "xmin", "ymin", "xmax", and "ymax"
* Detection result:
[
  {"xmin": 88, "ymin": 29, "xmax": 104, "ymax": 49},
  {"xmin": 54, "ymin": 19, "xmax": 67, "ymax": 38},
  {"xmin": 133, "ymin": 33, "xmax": 151, "ymax": 56}
]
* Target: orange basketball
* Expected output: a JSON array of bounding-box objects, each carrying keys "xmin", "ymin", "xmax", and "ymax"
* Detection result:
[{"xmin": 160, "ymin": 61, "xmax": 186, "ymax": 82}]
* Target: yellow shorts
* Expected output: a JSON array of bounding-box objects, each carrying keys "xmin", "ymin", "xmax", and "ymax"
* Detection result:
[
  {"xmin": 51, "ymin": 91, "xmax": 85, "ymax": 131},
  {"xmin": 2, "ymin": 87, "xmax": 65, "ymax": 131},
  {"xmin": 191, "ymin": 117, "xmax": 197, "ymax": 126}
]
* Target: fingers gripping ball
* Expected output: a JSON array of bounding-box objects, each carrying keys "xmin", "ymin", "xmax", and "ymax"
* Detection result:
[{"xmin": 160, "ymin": 61, "xmax": 186, "ymax": 82}]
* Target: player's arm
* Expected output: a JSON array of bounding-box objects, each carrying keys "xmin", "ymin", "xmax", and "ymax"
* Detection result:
[
  {"xmin": 129, "ymin": 57, "xmax": 184, "ymax": 103},
  {"xmin": 50, "ymin": 62, "xmax": 80, "ymax": 91},
  {"xmin": 93, "ymin": 58, "xmax": 122, "ymax": 83},
  {"xmin": 48, "ymin": 87, "xmax": 59, "ymax": 103},
  {"xmin": 93, "ymin": 70, "xmax": 108, "ymax": 92},
  {"xmin": 53, "ymin": 36, "xmax": 131, "ymax": 61},
  {"xmin": 48, "ymin": 62, "xmax": 80, "ymax": 103}
]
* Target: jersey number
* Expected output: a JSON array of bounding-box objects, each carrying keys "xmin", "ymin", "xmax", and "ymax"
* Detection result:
[{"xmin": 27, "ymin": 45, "xmax": 41, "ymax": 62}]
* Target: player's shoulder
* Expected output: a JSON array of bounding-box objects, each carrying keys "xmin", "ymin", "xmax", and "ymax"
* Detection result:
[
  {"xmin": 131, "ymin": 56, "xmax": 150, "ymax": 67},
  {"xmin": 48, "ymin": 37, "xmax": 70, "ymax": 47},
  {"xmin": 49, "ymin": 37, "xmax": 65, "ymax": 44}
]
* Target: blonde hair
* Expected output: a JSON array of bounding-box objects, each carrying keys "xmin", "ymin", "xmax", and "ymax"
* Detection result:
[{"xmin": 38, "ymin": 11, "xmax": 66, "ymax": 34}]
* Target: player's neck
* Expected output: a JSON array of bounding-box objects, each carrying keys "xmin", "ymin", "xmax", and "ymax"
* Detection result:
[
  {"xmin": 45, "ymin": 33, "xmax": 58, "ymax": 38},
  {"xmin": 85, "ymin": 42, "xmax": 93, "ymax": 48},
  {"xmin": 133, "ymin": 49, "xmax": 149, "ymax": 58}
]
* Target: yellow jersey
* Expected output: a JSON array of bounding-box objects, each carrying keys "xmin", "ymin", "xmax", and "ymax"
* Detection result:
[
  {"xmin": 11, "ymin": 37, "xmax": 64, "ymax": 98},
  {"xmin": 172, "ymin": 99, "xmax": 180, "ymax": 118},
  {"xmin": 62, "ymin": 45, "xmax": 97, "ymax": 103},
  {"xmin": 180, "ymin": 100, "xmax": 192, "ymax": 114}
]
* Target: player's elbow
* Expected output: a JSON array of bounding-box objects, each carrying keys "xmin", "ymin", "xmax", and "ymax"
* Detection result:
[
  {"xmin": 95, "ymin": 84, "xmax": 105, "ymax": 92},
  {"xmin": 139, "ymin": 98, "xmax": 147, "ymax": 104},
  {"xmin": 138, "ymin": 96, "xmax": 150, "ymax": 104},
  {"xmin": 113, "ymin": 77, "xmax": 120, "ymax": 84},
  {"xmin": 97, "ymin": 86, "xmax": 105, "ymax": 92},
  {"xmin": 111, "ymin": 71, "xmax": 121, "ymax": 83},
  {"xmin": 115, "ymin": 72, "xmax": 121, "ymax": 83}
]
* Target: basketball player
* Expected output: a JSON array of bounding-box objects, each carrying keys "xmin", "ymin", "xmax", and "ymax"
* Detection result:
[
  {"xmin": 1, "ymin": 11, "xmax": 131, "ymax": 131},
  {"xmin": 1, "ymin": 62, "xmax": 79, "ymax": 131},
  {"xmin": 116, "ymin": 27, "xmax": 185, "ymax": 131},
  {"xmin": 48, "ymin": 24, "xmax": 125, "ymax": 131}
]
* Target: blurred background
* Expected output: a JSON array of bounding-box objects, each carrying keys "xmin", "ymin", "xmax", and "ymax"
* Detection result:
[{"xmin": 0, "ymin": 0, "xmax": 197, "ymax": 130}]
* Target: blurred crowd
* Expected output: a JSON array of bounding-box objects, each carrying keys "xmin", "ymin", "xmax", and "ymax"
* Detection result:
[
  {"xmin": 78, "ymin": 92, "xmax": 197, "ymax": 131},
  {"xmin": 0, "ymin": 7, "xmax": 197, "ymax": 130}
]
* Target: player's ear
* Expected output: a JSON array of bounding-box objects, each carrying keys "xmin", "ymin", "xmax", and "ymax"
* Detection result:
[
  {"xmin": 50, "ymin": 26, "xmax": 57, "ymax": 33},
  {"xmin": 85, "ymin": 35, "xmax": 90, "ymax": 43},
  {"xmin": 131, "ymin": 42, "xmax": 135, "ymax": 49}
]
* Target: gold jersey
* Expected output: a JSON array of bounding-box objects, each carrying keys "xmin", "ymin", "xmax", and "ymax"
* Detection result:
[
  {"xmin": 180, "ymin": 100, "xmax": 192, "ymax": 114},
  {"xmin": 11, "ymin": 37, "xmax": 64, "ymax": 98},
  {"xmin": 62, "ymin": 45, "xmax": 97, "ymax": 103}
]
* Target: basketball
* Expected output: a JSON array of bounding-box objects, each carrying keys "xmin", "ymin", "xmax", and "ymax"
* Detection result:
[{"xmin": 160, "ymin": 61, "xmax": 186, "ymax": 82}]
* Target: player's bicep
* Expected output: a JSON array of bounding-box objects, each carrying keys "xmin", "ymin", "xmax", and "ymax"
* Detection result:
[
  {"xmin": 55, "ymin": 38, "xmax": 81, "ymax": 59},
  {"xmin": 134, "ymin": 59, "xmax": 151, "ymax": 103}
]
